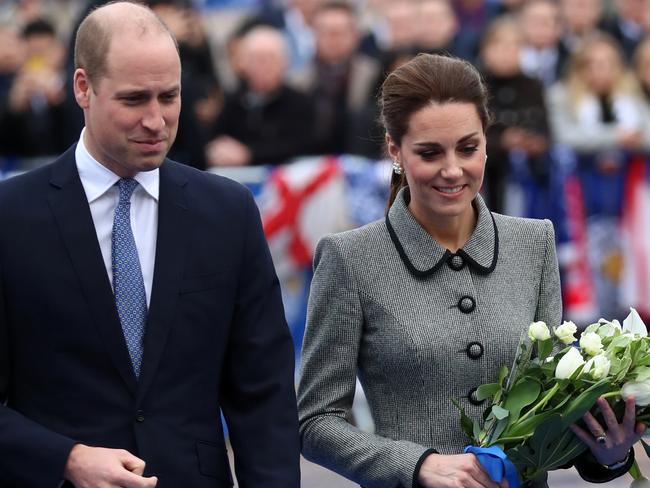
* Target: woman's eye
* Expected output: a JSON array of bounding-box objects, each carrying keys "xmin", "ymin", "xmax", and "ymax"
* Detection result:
[
  {"xmin": 418, "ymin": 151, "xmax": 439, "ymax": 160},
  {"xmin": 460, "ymin": 146, "xmax": 479, "ymax": 155}
]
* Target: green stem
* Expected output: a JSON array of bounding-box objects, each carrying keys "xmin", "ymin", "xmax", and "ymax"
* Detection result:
[
  {"xmin": 629, "ymin": 460, "xmax": 642, "ymax": 480},
  {"xmin": 601, "ymin": 390, "xmax": 621, "ymax": 400},
  {"xmin": 515, "ymin": 383, "xmax": 561, "ymax": 425}
]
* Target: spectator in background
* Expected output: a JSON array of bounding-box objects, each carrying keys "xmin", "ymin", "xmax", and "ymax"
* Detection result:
[
  {"xmin": 0, "ymin": 18, "xmax": 69, "ymax": 158},
  {"xmin": 259, "ymin": 0, "xmax": 325, "ymax": 74},
  {"xmin": 362, "ymin": 0, "xmax": 419, "ymax": 56},
  {"xmin": 559, "ymin": 0, "xmax": 604, "ymax": 53},
  {"xmin": 452, "ymin": 0, "xmax": 502, "ymax": 62},
  {"xmin": 548, "ymin": 32, "xmax": 649, "ymax": 158},
  {"xmin": 206, "ymin": 26, "xmax": 314, "ymax": 167},
  {"xmin": 479, "ymin": 16, "xmax": 551, "ymax": 213},
  {"xmin": 520, "ymin": 0, "xmax": 570, "ymax": 87},
  {"xmin": 149, "ymin": 0, "xmax": 221, "ymax": 169},
  {"xmin": 415, "ymin": 0, "xmax": 461, "ymax": 57},
  {"xmin": 292, "ymin": 1, "xmax": 379, "ymax": 157},
  {"xmin": 632, "ymin": 38, "xmax": 650, "ymax": 168},
  {"xmin": 601, "ymin": 0, "xmax": 646, "ymax": 61},
  {"xmin": 0, "ymin": 25, "xmax": 24, "ymax": 108},
  {"xmin": 547, "ymin": 33, "xmax": 650, "ymax": 218}
]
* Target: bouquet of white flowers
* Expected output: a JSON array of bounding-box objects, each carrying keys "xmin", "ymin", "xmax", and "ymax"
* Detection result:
[{"xmin": 455, "ymin": 308, "xmax": 650, "ymax": 486}]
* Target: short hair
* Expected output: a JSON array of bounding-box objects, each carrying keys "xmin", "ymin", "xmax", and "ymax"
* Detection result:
[
  {"xmin": 22, "ymin": 18, "xmax": 56, "ymax": 38},
  {"xmin": 74, "ymin": 0, "xmax": 177, "ymax": 86},
  {"xmin": 380, "ymin": 53, "xmax": 491, "ymax": 206}
]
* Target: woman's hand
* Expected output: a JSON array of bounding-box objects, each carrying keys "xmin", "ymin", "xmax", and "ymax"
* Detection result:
[
  {"xmin": 418, "ymin": 453, "xmax": 508, "ymax": 488},
  {"xmin": 570, "ymin": 396, "xmax": 646, "ymax": 466}
]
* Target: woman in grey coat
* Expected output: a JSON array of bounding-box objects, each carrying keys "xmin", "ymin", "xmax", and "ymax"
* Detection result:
[{"xmin": 297, "ymin": 54, "xmax": 643, "ymax": 488}]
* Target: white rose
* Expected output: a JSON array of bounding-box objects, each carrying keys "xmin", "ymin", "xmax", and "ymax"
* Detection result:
[
  {"xmin": 528, "ymin": 321, "xmax": 551, "ymax": 341},
  {"xmin": 555, "ymin": 347, "xmax": 585, "ymax": 380},
  {"xmin": 584, "ymin": 354, "xmax": 611, "ymax": 380},
  {"xmin": 621, "ymin": 379, "xmax": 650, "ymax": 406},
  {"xmin": 622, "ymin": 308, "xmax": 648, "ymax": 337},
  {"xmin": 580, "ymin": 332, "xmax": 604, "ymax": 356},
  {"xmin": 554, "ymin": 321, "xmax": 578, "ymax": 345}
]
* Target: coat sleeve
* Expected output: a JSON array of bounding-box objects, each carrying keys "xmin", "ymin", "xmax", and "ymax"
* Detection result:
[
  {"xmin": 0, "ymin": 253, "xmax": 77, "ymax": 486},
  {"xmin": 534, "ymin": 220, "xmax": 562, "ymax": 327},
  {"xmin": 219, "ymin": 189, "xmax": 301, "ymax": 488},
  {"xmin": 298, "ymin": 235, "xmax": 431, "ymax": 488}
]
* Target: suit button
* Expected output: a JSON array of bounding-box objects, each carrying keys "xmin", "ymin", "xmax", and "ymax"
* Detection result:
[
  {"xmin": 466, "ymin": 342, "xmax": 484, "ymax": 359},
  {"xmin": 135, "ymin": 410, "xmax": 145, "ymax": 423},
  {"xmin": 458, "ymin": 296, "xmax": 476, "ymax": 313},
  {"xmin": 448, "ymin": 254, "xmax": 465, "ymax": 271},
  {"xmin": 468, "ymin": 387, "xmax": 485, "ymax": 406}
]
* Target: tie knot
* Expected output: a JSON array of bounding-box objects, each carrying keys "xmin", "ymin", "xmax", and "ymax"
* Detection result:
[{"xmin": 117, "ymin": 178, "xmax": 139, "ymax": 203}]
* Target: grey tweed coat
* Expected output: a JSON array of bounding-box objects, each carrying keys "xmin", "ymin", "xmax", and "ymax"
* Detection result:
[{"xmin": 297, "ymin": 188, "xmax": 562, "ymax": 487}]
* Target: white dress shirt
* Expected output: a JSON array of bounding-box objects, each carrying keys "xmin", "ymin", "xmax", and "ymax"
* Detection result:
[{"xmin": 75, "ymin": 129, "xmax": 159, "ymax": 306}]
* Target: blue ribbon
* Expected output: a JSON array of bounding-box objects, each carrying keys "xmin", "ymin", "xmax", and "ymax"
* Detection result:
[{"xmin": 464, "ymin": 445, "xmax": 520, "ymax": 488}]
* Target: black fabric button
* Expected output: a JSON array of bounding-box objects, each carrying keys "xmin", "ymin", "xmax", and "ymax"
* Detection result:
[
  {"xmin": 458, "ymin": 296, "xmax": 476, "ymax": 313},
  {"xmin": 466, "ymin": 342, "xmax": 484, "ymax": 359},
  {"xmin": 135, "ymin": 410, "xmax": 145, "ymax": 423},
  {"xmin": 448, "ymin": 254, "xmax": 465, "ymax": 271},
  {"xmin": 468, "ymin": 387, "xmax": 485, "ymax": 406}
]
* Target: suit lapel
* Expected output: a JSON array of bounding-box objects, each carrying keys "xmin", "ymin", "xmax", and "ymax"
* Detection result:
[
  {"xmin": 137, "ymin": 161, "xmax": 189, "ymax": 400},
  {"xmin": 47, "ymin": 150, "xmax": 138, "ymax": 394}
]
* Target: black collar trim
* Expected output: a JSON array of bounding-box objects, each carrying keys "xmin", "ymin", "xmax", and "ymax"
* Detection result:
[{"xmin": 385, "ymin": 211, "xmax": 499, "ymax": 278}]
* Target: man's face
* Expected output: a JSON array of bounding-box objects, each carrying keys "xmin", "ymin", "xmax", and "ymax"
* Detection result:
[{"xmin": 74, "ymin": 30, "xmax": 181, "ymax": 177}]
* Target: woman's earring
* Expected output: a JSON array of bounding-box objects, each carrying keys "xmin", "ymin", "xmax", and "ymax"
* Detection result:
[
  {"xmin": 392, "ymin": 160, "xmax": 403, "ymax": 175},
  {"xmin": 485, "ymin": 154, "xmax": 488, "ymax": 162}
]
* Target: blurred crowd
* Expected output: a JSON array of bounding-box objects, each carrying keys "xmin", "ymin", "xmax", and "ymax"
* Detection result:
[{"xmin": 3, "ymin": 0, "xmax": 650, "ymax": 213}]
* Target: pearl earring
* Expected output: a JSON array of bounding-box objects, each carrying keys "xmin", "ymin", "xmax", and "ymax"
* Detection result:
[{"xmin": 392, "ymin": 160, "xmax": 403, "ymax": 175}]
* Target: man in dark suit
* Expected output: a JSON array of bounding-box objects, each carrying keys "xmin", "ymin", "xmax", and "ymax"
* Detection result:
[{"xmin": 0, "ymin": 2, "xmax": 300, "ymax": 487}]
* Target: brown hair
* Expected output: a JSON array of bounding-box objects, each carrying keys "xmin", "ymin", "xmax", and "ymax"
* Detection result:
[
  {"xmin": 380, "ymin": 53, "xmax": 491, "ymax": 207},
  {"xmin": 74, "ymin": 1, "xmax": 178, "ymax": 87}
]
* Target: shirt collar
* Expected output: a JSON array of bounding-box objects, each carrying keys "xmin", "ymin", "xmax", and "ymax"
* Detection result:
[
  {"xmin": 75, "ymin": 128, "xmax": 160, "ymax": 203},
  {"xmin": 385, "ymin": 187, "xmax": 498, "ymax": 278}
]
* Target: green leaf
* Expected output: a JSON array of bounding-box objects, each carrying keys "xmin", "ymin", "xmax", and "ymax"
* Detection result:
[
  {"xmin": 502, "ymin": 410, "xmax": 556, "ymax": 439},
  {"xmin": 503, "ymin": 380, "xmax": 542, "ymax": 424},
  {"xmin": 561, "ymin": 379, "xmax": 611, "ymax": 427},
  {"xmin": 452, "ymin": 398, "xmax": 475, "ymax": 441},
  {"xmin": 498, "ymin": 365, "xmax": 509, "ymax": 386},
  {"xmin": 492, "ymin": 405, "xmax": 510, "ymax": 420},
  {"xmin": 476, "ymin": 383, "xmax": 501, "ymax": 401},
  {"xmin": 507, "ymin": 414, "xmax": 588, "ymax": 481},
  {"xmin": 537, "ymin": 339, "xmax": 553, "ymax": 362}
]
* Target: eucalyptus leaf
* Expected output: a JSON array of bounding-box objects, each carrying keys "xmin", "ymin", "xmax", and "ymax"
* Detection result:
[
  {"xmin": 502, "ymin": 410, "xmax": 556, "ymax": 439},
  {"xmin": 537, "ymin": 339, "xmax": 553, "ymax": 362},
  {"xmin": 476, "ymin": 383, "xmax": 501, "ymax": 401},
  {"xmin": 492, "ymin": 405, "xmax": 510, "ymax": 420}
]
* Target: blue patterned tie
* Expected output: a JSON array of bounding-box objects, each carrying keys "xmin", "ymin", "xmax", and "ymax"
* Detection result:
[{"xmin": 112, "ymin": 178, "xmax": 147, "ymax": 378}]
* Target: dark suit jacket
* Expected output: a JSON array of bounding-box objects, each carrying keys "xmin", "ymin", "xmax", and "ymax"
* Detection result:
[{"xmin": 0, "ymin": 146, "xmax": 301, "ymax": 487}]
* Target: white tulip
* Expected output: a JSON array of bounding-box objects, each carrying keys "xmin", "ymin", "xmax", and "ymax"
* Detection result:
[
  {"xmin": 554, "ymin": 321, "xmax": 578, "ymax": 345},
  {"xmin": 580, "ymin": 332, "xmax": 604, "ymax": 356},
  {"xmin": 621, "ymin": 379, "xmax": 650, "ymax": 406},
  {"xmin": 584, "ymin": 354, "xmax": 611, "ymax": 380},
  {"xmin": 622, "ymin": 308, "xmax": 648, "ymax": 337},
  {"xmin": 596, "ymin": 318, "xmax": 622, "ymax": 338},
  {"xmin": 528, "ymin": 321, "xmax": 551, "ymax": 341},
  {"xmin": 555, "ymin": 347, "xmax": 585, "ymax": 380}
]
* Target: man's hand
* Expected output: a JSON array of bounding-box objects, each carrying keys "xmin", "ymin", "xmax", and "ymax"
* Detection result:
[{"xmin": 64, "ymin": 444, "xmax": 158, "ymax": 488}]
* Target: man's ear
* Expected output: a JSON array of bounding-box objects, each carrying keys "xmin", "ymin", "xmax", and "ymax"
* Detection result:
[{"xmin": 73, "ymin": 68, "xmax": 92, "ymax": 109}]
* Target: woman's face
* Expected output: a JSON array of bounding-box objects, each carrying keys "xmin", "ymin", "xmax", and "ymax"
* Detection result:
[
  {"xmin": 581, "ymin": 42, "xmax": 622, "ymax": 94},
  {"xmin": 388, "ymin": 101, "xmax": 486, "ymax": 228}
]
